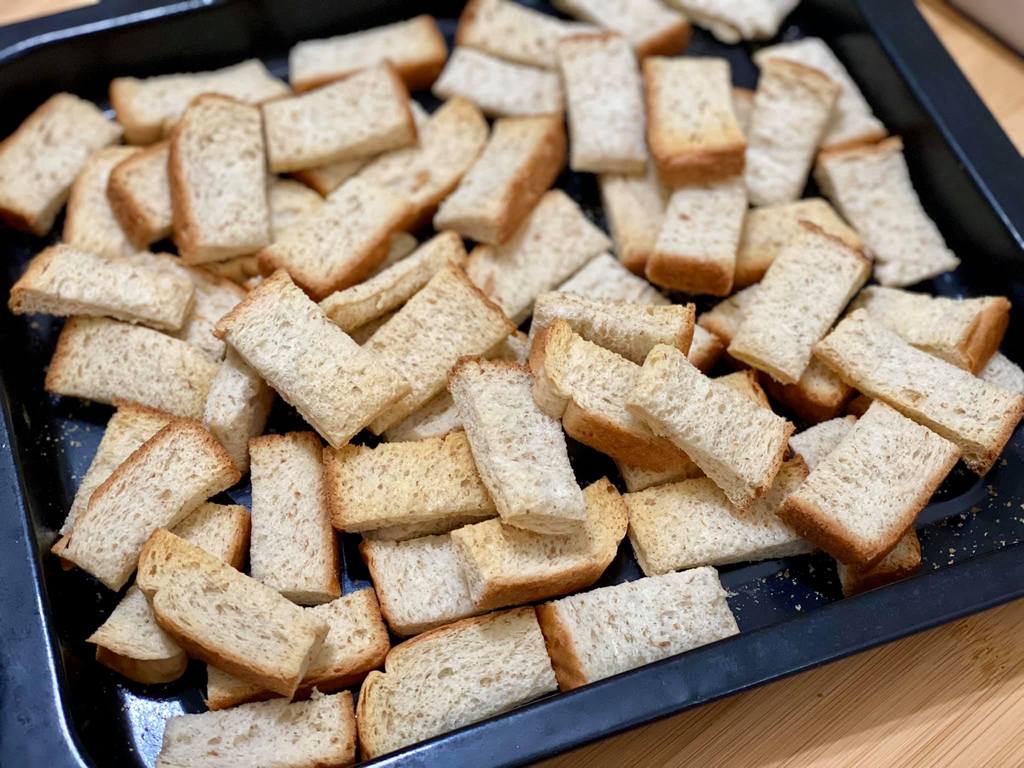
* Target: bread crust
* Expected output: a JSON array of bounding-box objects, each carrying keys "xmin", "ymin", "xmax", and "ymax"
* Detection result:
[
  {"xmin": 94, "ymin": 644, "xmax": 187, "ymax": 685},
  {"xmin": 535, "ymin": 603, "xmax": 588, "ymax": 691},
  {"xmin": 839, "ymin": 532, "xmax": 921, "ymax": 596},
  {"xmin": 635, "ymin": 18, "xmax": 691, "ymax": 59},
  {"xmin": 961, "ymin": 297, "xmax": 1010, "ymax": 374},
  {"xmin": 561, "ymin": 401, "xmax": 691, "ymax": 471},
  {"xmin": 645, "ymin": 247, "xmax": 734, "ymax": 296},
  {"xmin": 759, "ymin": 371, "xmax": 853, "ymax": 424}
]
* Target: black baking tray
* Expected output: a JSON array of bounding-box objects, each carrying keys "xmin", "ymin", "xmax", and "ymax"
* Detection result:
[{"xmin": 1, "ymin": 1, "xmax": 1022, "ymax": 766}]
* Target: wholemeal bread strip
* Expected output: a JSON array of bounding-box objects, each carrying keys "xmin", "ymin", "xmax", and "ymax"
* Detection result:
[
  {"xmin": 754, "ymin": 37, "xmax": 886, "ymax": 151},
  {"xmin": 449, "ymin": 359, "xmax": 587, "ymax": 535},
  {"xmin": 169, "ymin": 264, "xmax": 246, "ymax": 360},
  {"xmin": 628, "ymin": 344, "xmax": 794, "ymax": 510},
  {"xmin": 644, "ymin": 56, "xmax": 745, "ymax": 187},
  {"xmin": 364, "ymin": 265, "xmax": 515, "ymax": 433},
  {"xmin": 466, "ymin": 190, "xmax": 611, "ymax": 323},
  {"xmin": 289, "ymin": 15, "xmax": 448, "ymax": 93},
  {"xmin": 732, "ymin": 87, "xmax": 754, "ymax": 134},
  {"xmin": 45, "ymin": 317, "xmax": 219, "ymax": 418},
  {"xmin": 557, "ymin": 34, "xmax": 646, "ymax": 174},
  {"xmin": 107, "ymin": 142, "xmax": 172, "ymax": 247},
  {"xmin": 729, "ymin": 224, "xmax": 871, "ymax": 384},
  {"xmin": 688, "ymin": 324, "xmax": 725, "ymax": 373},
  {"xmin": 558, "ymin": 253, "xmax": 668, "ymax": 305},
  {"xmin": 456, "ymin": 0, "xmax": 597, "ymax": 69},
  {"xmin": 432, "ymin": 47, "xmax": 565, "ymax": 118},
  {"xmin": 9, "ymin": 245, "xmax": 194, "ymax": 332},
  {"xmin": 258, "ymin": 177, "xmax": 412, "ymax": 299},
  {"xmin": 169, "ymin": 95, "xmax": 270, "ymax": 264},
  {"xmin": 537, "ymin": 566, "xmax": 738, "ymax": 691},
  {"xmin": 849, "ymin": 286, "xmax": 1010, "ymax": 373},
  {"xmin": 137, "ymin": 530, "xmax": 328, "ymax": 697},
  {"xmin": 744, "ymin": 59, "xmax": 839, "ymax": 206},
  {"xmin": 215, "ymin": 270, "xmax": 409, "ymax": 447},
  {"xmin": 202, "ymin": 350, "xmax": 274, "ymax": 474},
  {"xmin": 172, "ymin": 502, "xmax": 252, "ymax": 568},
  {"xmin": 779, "ymin": 401, "xmax": 959, "ymax": 567},
  {"xmin": 530, "ymin": 320, "xmax": 692, "ymax": 471},
  {"xmin": 788, "ymin": 416, "xmax": 857, "ymax": 470},
  {"xmin": 267, "ymin": 177, "xmax": 323, "ymax": 238},
  {"xmin": 661, "ymin": 0, "xmax": 797, "ymax": 43},
  {"xmin": 110, "ymin": 59, "xmax": 288, "ymax": 145},
  {"xmin": 599, "ymin": 163, "xmax": 667, "ymax": 274},
  {"xmin": 157, "ymin": 692, "xmax": 355, "ymax": 768},
  {"xmin": 980, "ymin": 352, "xmax": 1024, "ymax": 395},
  {"xmin": 734, "ymin": 197, "xmax": 860, "ymax": 288},
  {"xmin": 0, "ymin": 93, "xmax": 122, "ymax": 235},
  {"xmin": 552, "ymin": 0, "xmax": 690, "ymax": 57},
  {"xmin": 530, "ymin": 292, "xmax": 695, "ymax": 364},
  {"xmin": 206, "ymin": 588, "xmax": 389, "ymax": 709},
  {"xmin": 63, "ymin": 145, "xmax": 141, "ymax": 258},
  {"xmin": 263, "ymin": 64, "xmax": 415, "ymax": 173},
  {"xmin": 815, "ymin": 309, "xmax": 1024, "ymax": 474},
  {"xmin": 61, "ymin": 419, "xmax": 239, "ymax": 590},
  {"xmin": 815, "ymin": 137, "xmax": 960, "ymax": 287},
  {"xmin": 451, "ymin": 477, "xmax": 627, "ymax": 611},
  {"xmin": 647, "ymin": 177, "xmax": 747, "ymax": 296},
  {"xmin": 357, "ymin": 607, "xmax": 557, "ymax": 759},
  {"xmin": 434, "ymin": 115, "xmax": 565, "ymax": 245},
  {"xmin": 836, "ymin": 529, "xmax": 922, "ymax": 596}
]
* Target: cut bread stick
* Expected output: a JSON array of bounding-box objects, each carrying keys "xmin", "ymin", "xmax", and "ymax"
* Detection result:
[
  {"xmin": 432, "ymin": 47, "xmax": 565, "ymax": 118},
  {"xmin": 63, "ymin": 146, "xmax": 142, "ymax": 259},
  {"xmin": 837, "ymin": 529, "xmax": 922, "ymax": 596},
  {"xmin": 202, "ymin": 349, "xmax": 274, "ymax": 474},
  {"xmin": 599, "ymin": 163, "xmax": 667, "ymax": 275},
  {"xmin": 107, "ymin": 141, "xmax": 172, "ymax": 248},
  {"xmin": 552, "ymin": 0, "xmax": 691, "ymax": 58},
  {"xmin": 558, "ymin": 252, "xmax": 668, "ymax": 305}
]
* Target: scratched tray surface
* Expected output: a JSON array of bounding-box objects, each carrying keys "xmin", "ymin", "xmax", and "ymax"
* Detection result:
[{"xmin": 0, "ymin": 2, "xmax": 1022, "ymax": 767}]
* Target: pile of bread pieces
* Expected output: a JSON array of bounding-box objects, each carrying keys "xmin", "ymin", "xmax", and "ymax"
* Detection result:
[{"xmin": 2, "ymin": 0, "xmax": 1023, "ymax": 765}]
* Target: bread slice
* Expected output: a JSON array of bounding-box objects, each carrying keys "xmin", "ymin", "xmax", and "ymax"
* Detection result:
[
  {"xmin": 557, "ymin": 34, "xmax": 646, "ymax": 174},
  {"xmin": 848, "ymin": 286, "xmax": 1010, "ymax": 373},
  {"xmin": 169, "ymin": 95, "xmax": 270, "ymax": 264},
  {"xmin": 202, "ymin": 349, "xmax": 273, "ymax": 474},
  {"xmin": 530, "ymin": 292, "xmax": 695, "ymax": 364},
  {"xmin": 599, "ymin": 163, "xmax": 667, "ymax": 274},
  {"xmin": 434, "ymin": 115, "xmax": 566, "ymax": 245},
  {"xmin": 729, "ymin": 223, "xmax": 871, "ymax": 384},
  {"xmin": 660, "ymin": 0, "xmax": 797, "ymax": 43},
  {"xmin": 779, "ymin": 401, "xmax": 959, "ymax": 567},
  {"xmin": 449, "ymin": 359, "xmax": 587, "ymax": 535},
  {"xmin": 731, "ymin": 86, "xmax": 754, "ymax": 134},
  {"xmin": 744, "ymin": 58, "xmax": 839, "ymax": 206},
  {"xmin": 558, "ymin": 252, "xmax": 668, "ymax": 305},
  {"xmin": 172, "ymin": 502, "xmax": 252, "ymax": 568},
  {"xmin": 646, "ymin": 177, "xmax": 747, "ymax": 296},
  {"xmin": 9, "ymin": 245, "xmax": 194, "ymax": 332},
  {"xmin": 836, "ymin": 529, "xmax": 922, "ymax": 596},
  {"xmin": 267, "ymin": 177, "xmax": 323, "ymax": 238},
  {"xmin": 814, "ymin": 137, "xmax": 960, "ymax": 287},
  {"xmin": 214, "ymin": 270, "xmax": 409, "ymax": 447},
  {"xmin": 0, "ymin": 92, "xmax": 122, "ymax": 235},
  {"xmin": 456, "ymin": 0, "xmax": 597, "ymax": 69},
  {"xmin": 536, "ymin": 566, "xmax": 738, "ymax": 691},
  {"xmin": 356, "ymin": 607, "xmax": 557, "ymax": 759},
  {"xmin": 63, "ymin": 145, "xmax": 141, "ymax": 258},
  {"xmin": 45, "ymin": 317, "xmax": 220, "ymax": 419},
  {"xmin": 628, "ymin": 344, "xmax": 794, "ymax": 510},
  {"xmin": 788, "ymin": 416, "xmax": 857, "ymax": 470},
  {"xmin": 980, "ymin": 352, "xmax": 1024, "ymax": 395},
  {"xmin": 110, "ymin": 59, "xmax": 288, "ymax": 145},
  {"xmin": 157, "ymin": 690, "xmax": 356, "ymax": 768},
  {"xmin": 169, "ymin": 263, "xmax": 246, "ymax": 360},
  {"xmin": 107, "ymin": 141, "xmax": 172, "ymax": 248},
  {"xmin": 643, "ymin": 56, "xmax": 746, "ymax": 186},
  {"xmin": 754, "ymin": 37, "xmax": 886, "ymax": 151},
  {"xmin": 815, "ymin": 309, "xmax": 1024, "ymax": 474},
  {"xmin": 432, "ymin": 47, "xmax": 565, "ymax": 118},
  {"xmin": 258, "ymin": 177, "xmax": 412, "ymax": 299},
  {"xmin": 289, "ymin": 15, "xmax": 448, "ymax": 92},
  {"xmin": 552, "ymin": 0, "xmax": 690, "ymax": 57}
]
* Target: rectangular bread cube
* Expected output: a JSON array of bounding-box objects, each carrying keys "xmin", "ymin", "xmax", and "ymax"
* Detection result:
[
  {"xmin": 63, "ymin": 145, "xmax": 142, "ymax": 259},
  {"xmin": 558, "ymin": 252, "xmax": 668, "ymax": 305},
  {"xmin": 432, "ymin": 47, "xmax": 565, "ymax": 118},
  {"xmin": 599, "ymin": 163, "xmax": 667, "ymax": 274},
  {"xmin": 552, "ymin": 0, "xmax": 690, "ymax": 57},
  {"xmin": 107, "ymin": 141, "xmax": 172, "ymax": 248},
  {"xmin": 836, "ymin": 529, "xmax": 921, "ymax": 596},
  {"xmin": 202, "ymin": 349, "xmax": 274, "ymax": 474}
]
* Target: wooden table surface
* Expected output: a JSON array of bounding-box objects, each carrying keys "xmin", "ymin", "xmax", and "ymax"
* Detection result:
[{"xmin": 2, "ymin": 1, "xmax": 1022, "ymax": 766}]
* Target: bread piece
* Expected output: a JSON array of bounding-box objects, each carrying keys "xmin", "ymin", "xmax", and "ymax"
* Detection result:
[
  {"xmin": 258, "ymin": 177, "xmax": 412, "ymax": 299},
  {"xmin": 979, "ymin": 352, "xmax": 1024, "ymax": 395},
  {"xmin": 537, "ymin": 566, "xmax": 738, "ymax": 691},
  {"xmin": 558, "ymin": 253, "xmax": 668, "ymax": 305},
  {"xmin": 732, "ymin": 87, "xmax": 754, "ymax": 134},
  {"xmin": 687, "ymin": 324, "xmax": 726, "ymax": 373},
  {"xmin": 762, "ymin": 355, "xmax": 854, "ymax": 423},
  {"xmin": 435, "ymin": 115, "xmax": 565, "ymax": 245},
  {"xmin": 552, "ymin": 0, "xmax": 690, "ymax": 57},
  {"xmin": 356, "ymin": 607, "xmax": 557, "ymax": 758},
  {"xmin": 788, "ymin": 416, "xmax": 857, "ymax": 470},
  {"xmin": 432, "ymin": 47, "xmax": 564, "ymax": 118},
  {"xmin": 158, "ymin": 690, "xmax": 355, "ymax": 768},
  {"xmin": 779, "ymin": 401, "xmax": 959, "ymax": 567},
  {"xmin": 530, "ymin": 292, "xmax": 695, "ymax": 364},
  {"xmin": 599, "ymin": 163, "xmax": 667, "ymax": 274},
  {"xmin": 697, "ymin": 285, "xmax": 759, "ymax": 348},
  {"xmin": 754, "ymin": 37, "xmax": 886, "ymax": 151},
  {"xmin": 214, "ymin": 270, "xmax": 409, "ymax": 447},
  {"xmin": 647, "ymin": 177, "xmax": 746, "ymax": 296},
  {"xmin": 172, "ymin": 502, "xmax": 252, "ymax": 569},
  {"xmin": 815, "ymin": 137, "xmax": 960, "ymax": 287},
  {"xmin": 107, "ymin": 141, "xmax": 172, "ymax": 247},
  {"xmin": 450, "ymin": 359, "xmax": 586, "ymax": 535},
  {"xmin": 644, "ymin": 56, "xmax": 746, "ymax": 186},
  {"xmin": 368, "ymin": 231, "xmax": 420, "ymax": 275},
  {"xmin": 729, "ymin": 223, "xmax": 871, "ymax": 384},
  {"xmin": 456, "ymin": 0, "xmax": 597, "ymax": 69},
  {"xmin": 558, "ymin": 34, "xmax": 646, "ymax": 174},
  {"xmin": 110, "ymin": 59, "xmax": 288, "ymax": 145},
  {"xmin": 849, "ymin": 286, "xmax": 1010, "ymax": 373},
  {"xmin": 169, "ymin": 95, "xmax": 270, "ymax": 264},
  {"xmin": 267, "ymin": 177, "xmax": 323, "ymax": 238},
  {"xmin": 744, "ymin": 59, "xmax": 839, "ymax": 206},
  {"xmin": 202, "ymin": 350, "xmax": 273, "ymax": 473},
  {"xmin": 0, "ymin": 93, "xmax": 122, "ymax": 235},
  {"xmin": 836, "ymin": 529, "xmax": 921, "ymax": 596},
  {"xmin": 45, "ymin": 317, "xmax": 219, "ymax": 418},
  {"xmin": 61, "ymin": 145, "xmax": 140, "ymax": 258},
  {"xmin": 734, "ymin": 198, "xmax": 861, "ymax": 288},
  {"xmin": 169, "ymin": 264, "xmax": 246, "ymax": 360},
  {"xmin": 290, "ymin": 15, "xmax": 448, "ymax": 92},
  {"xmin": 291, "ymin": 158, "xmax": 365, "ymax": 197},
  {"xmin": 9, "ymin": 245, "xmax": 193, "ymax": 332},
  {"xmin": 661, "ymin": 0, "xmax": 797, "ymax": 42},
  {"xmin": 815, "ymin": 309, "xmax": 1024, "ymax": 474}
]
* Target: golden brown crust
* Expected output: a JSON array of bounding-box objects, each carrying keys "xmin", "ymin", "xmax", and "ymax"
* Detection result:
[
  {"xmin": 688, "ymin": 330, "xmax": 724, "ymax": 373},
  {"xmin": 962, "ymin": 297, "xmax": 1010, "ymax": 374},
  {"xmin": 816, "ymin": 134, "xmax": 904, "ymax": 170},
  {"xmin": 8, "ymin": 246, "xmax": 58, "ymax": 313},
  {"xmin": 455, "ymin": 0, "xmax": 485, "ymax": 48},
  {"xmin": 839, "ymin": 532, "xmax": 921, "ymax": 596},
  {"xmin": 675, "ymin": 303, "xmax": 697, "ymax": 356},
  {"xmin": 107, "ymin": 141, "xmax": 169, "ymax": 248},
  {"xmin": 759, "ymin": 371, "xmax": 854, "ymax": 424},
  {"xmin": 561, "ymin": 401, "xmax": 691, "ymax": 471},
  {"xmin": 635, "ymin": 18, "xmax": 692, "ymax": 59},
  {"xmin": 535, "ymin": 603, "xmax": 587, "ymax": 692},
  {"xmin": 94, "ymin": 645, "xmax": 188, "ymax": 685},
  {"xmin": 43, "ymin": 317, "xmax": 85, "ymax": 395},
  {"xmin": 645, "ymin": 247, "xmax": 734, "ymax": 296},
  {"xmin": 819, "ymin": 128, "xmax": 890, "ymax": 154}
]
